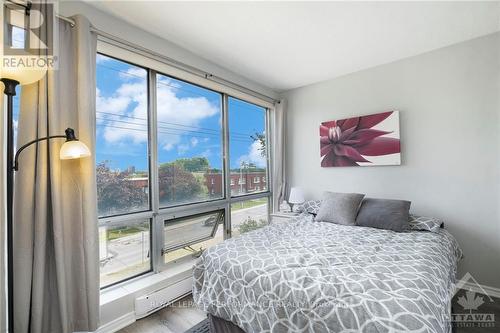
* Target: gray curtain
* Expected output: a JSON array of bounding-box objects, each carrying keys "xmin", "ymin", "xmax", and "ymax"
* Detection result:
[
  {"xmin": 272, "ymin": 99, "xmax": 287, "ymax": 211},
  {"xmin": 14, "ymin": 15, "xmax": 99, "ymax": 333}
]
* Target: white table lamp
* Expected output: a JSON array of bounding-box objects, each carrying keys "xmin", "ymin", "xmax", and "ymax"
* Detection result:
[{"xmin": 288, "ymin": 187, "xmax": 305, "ymax": 212}]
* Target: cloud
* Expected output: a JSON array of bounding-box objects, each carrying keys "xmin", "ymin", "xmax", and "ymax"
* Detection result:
[
  {"xmin": 96, "ymin": 65, "xmax": 219, "ymax": 151},
  {"xmin": 200, "ymin": 149, "xmax": 211, "ymax": 158},
  {"xmin": 237, "ymin": 141, "xmax": 266, "ymax": 168},
  {"xmin": 191, "ymin": 137, "xmax": 199, "ymax": 147},
  {"xmin": 163, "ymin": 142, "xmax": 174, "ymax": 151},
  {"xmin": 11, "ymin": 27, "xmax": 25, "ymax": 48},
  {"xmin": 177, "ymin": 144, "xmax": 190, "ymax": 155},
  {"xmin": 119, "ymin": 67, "xmax": 147, "ymax": 81}
]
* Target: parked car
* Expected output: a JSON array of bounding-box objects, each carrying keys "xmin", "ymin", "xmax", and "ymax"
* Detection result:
[{"xmin": 203, "ymin": 215, "xmax": 218, "ymax": 227}]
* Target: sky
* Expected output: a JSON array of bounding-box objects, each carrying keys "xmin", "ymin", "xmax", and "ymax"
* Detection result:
[{"xmin": 96, "ymin": 54, "xmax": 267, "ymax": 172}]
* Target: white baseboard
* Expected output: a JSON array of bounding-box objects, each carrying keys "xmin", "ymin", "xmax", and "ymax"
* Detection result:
[{"xmin": 93, "ymin": 312, "xmax": 136, "ymax": 333}]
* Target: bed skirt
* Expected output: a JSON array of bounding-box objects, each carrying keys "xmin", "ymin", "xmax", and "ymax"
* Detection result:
[{"xmin": 208, "ymin": 314, "xmax": 245, "ymax": 333}]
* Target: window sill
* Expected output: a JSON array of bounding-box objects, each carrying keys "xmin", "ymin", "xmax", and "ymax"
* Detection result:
[{"xmin": 100, "ymin": 258, "xmax": 195, "ymax": 307}]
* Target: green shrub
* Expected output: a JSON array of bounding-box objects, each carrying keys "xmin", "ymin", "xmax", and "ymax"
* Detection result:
[{"xmin": 238, "ymin": 217, "xmax": 267, "ymax": 234}]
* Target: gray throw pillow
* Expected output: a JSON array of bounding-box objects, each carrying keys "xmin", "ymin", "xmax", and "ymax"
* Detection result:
[
  {"xmin": 315, "ymin": 192, "xmax": 365, "ymax": 225},
  {"xmin": 408, "ymin": 214, "xmax": 443, "ymax": 233},
  {"xmin": 356, "ymin": 198, "xmax": 411, "ymax": 232}
]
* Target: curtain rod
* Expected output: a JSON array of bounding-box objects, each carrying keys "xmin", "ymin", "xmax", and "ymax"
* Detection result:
[
  {"xmin": 6, "ymin": 1, "xmax": 76, "ymax": 27},
  {"xmin": 56, "ymin": 14, "xmax": 75, "ymax": 27},
  {"xmin": 55, "ymin": 14, "xmax": 279, "ymax": 105}
]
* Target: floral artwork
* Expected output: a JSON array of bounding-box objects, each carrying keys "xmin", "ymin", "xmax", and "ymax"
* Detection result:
[{"xmin": 320, "ymin": 111, "xmax": 401, "ymax": 167}]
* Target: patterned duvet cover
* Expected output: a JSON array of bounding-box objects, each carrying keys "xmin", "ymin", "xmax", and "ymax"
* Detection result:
[{"xmin": 193, "ymin": 214, "xmax": 462, "ymax": 333}]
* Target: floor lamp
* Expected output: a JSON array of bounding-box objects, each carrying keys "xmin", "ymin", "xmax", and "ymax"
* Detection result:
[{"xmin": 1, "ymin": 74, "xmax": 91, "ymax": 332}]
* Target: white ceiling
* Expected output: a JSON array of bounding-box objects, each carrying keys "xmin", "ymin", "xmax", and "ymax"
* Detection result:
[{"xmin": 86, "ymin": 1, "xmax": 500, "ymax": 92}]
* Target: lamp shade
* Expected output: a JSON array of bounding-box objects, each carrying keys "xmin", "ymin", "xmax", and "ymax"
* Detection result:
[
  {"xmin": 0, "ymin": 50, "xmax": 47, "ymax": 85},
  {"xmin": 0, "ymin": 66, "xmax": 47, "ymax": 86},
  {"xmin": 288, "ymin": 187, "xmax": 305, "ymax": 204},
  {"xmin": 60, "ymin": 141, "xmax": 91, "ymax": 160}
]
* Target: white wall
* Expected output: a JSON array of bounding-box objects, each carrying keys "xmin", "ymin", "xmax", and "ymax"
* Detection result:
[{"xmin": 283, "ymin": 33, "xmax": 500, "ymax": 289}]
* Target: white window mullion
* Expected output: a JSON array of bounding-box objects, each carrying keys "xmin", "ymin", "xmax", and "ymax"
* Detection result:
[
  {"xmin": 265, "ymin": 107, "xmax": 273, "ymax": 213},
  {"xmin": 222, "ymin": 94, "xmax": 232, "ymax": 239},
  {"xmin": 148, "ymin": 69, "xmax": 163, "ymax": 272}
]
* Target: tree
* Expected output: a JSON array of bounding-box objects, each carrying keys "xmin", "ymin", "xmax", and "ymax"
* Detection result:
[
  {"xmin": 250, "ymin": 131, "xmax": 266, "ymax": 157},
  {"xmin": 158, "ymin": 162, "xmax": 203, "ymax": 203},
  {"xmin": 96, "ymin": 162, "xmax": 148, "ymax": 215},
  {"xmin": 173, "ymin": 157, "xmax": 210, "ymax": 172}
]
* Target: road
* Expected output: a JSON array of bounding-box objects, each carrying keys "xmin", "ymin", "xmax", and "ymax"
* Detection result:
[{"xmin": 101, "ymin": 204, "xmax": 268, "ymax": 281}]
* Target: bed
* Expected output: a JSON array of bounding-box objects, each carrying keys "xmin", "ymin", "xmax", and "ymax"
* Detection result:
[{"xmin": 193, "ymin": 213, "xmax": 462, "ymax": 333}]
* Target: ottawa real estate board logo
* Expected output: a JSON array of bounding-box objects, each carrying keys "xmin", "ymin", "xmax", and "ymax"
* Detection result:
[
  {"xmin": 452, "ymin": 273, "xmax": 496, "ymax": 329},
  {"xmin": 1, "ymin": 1, "xmax": 59, "ymax": 77}
]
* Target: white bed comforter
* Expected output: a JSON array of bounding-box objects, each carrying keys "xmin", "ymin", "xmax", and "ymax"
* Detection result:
[{"xmin": 193, "ymin": 214, "xmax": 462, "ymax": 333}]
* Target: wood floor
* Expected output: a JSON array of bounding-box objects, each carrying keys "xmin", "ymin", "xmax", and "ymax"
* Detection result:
[{"xmin": 118, "ymin": 289, "xmax": 500, "ymax": 333}]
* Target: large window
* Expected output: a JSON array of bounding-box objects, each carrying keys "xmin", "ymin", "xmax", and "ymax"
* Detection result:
[
  {"xmin": 156, "ymin": 74, "xmax": 223, "ymax": 207},
  {"xmin": 95, "ymin": 48, "xmax": 272, "ymax": 288},
  {"xmin": 228, "ymin": 97, "xmax": 268, "ymax": 196},
  {"xmin": 96, "ymin": 55, "xmax": 152, "ymax": 287},
  {"xmin": 99, "ymin": 219, "xmax": 151, "ymax": 287},
  {"xmin": 96, "ymin": 55, "xmax": 150, "ymax": 217}
]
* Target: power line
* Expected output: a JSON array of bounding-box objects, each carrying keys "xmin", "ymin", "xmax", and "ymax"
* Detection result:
[
  {"xmin": 97, "ymin": 63, "xmax": 269, "ymax": 116},
  {"xmin": 96, "ymin": 111, "xmax": 257, "ymax": 138},
  {"xmin": 96, "ymin": 123, "xmax": 254, "ymax": 144},
  {"xmin": 96, "ymin": 117, "xmax": 254, "ymax": 142},
  {"xmin": 97, "ymin": 63, "xmax": 216, "ymax": 100},
  {"xmin": 98, "ymin": 110, "xmax": 220, "ymax": 133},
  {"xmin": 97, "ymin": 110, "xmax": 256, "ymax": 137}
]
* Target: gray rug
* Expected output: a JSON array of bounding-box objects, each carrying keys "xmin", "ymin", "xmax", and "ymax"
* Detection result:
[{"xmin": 185, "ymin": 318, "xmax": 210, "ymax": 333}]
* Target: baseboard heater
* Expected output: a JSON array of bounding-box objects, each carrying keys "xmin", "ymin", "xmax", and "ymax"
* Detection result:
[{"xmin": 134, "ymin": 277, "xmax": 193, "ymax": 319}]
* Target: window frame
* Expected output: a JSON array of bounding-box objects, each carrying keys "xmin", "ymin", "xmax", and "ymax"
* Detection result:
[
  {"xmin": 98, "ymin": 213, "xmax": 154, "ymax": 288},
  {"xmin": 155, "ymin": 71, "xmax": 225, "ymax": 209},
  {"xmin": 96, "ymin": 40, "xmax": 273, "ymax": 289},
  {"xmin": 96, "ymin": 53, "xmax": 153, "ymax": 219},
  {"xmin": 162, "ymin": 208, "xmax": 225, "ymax": 254}
]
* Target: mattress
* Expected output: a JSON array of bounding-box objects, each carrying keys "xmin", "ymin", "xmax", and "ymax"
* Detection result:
[{"xmin": 193, "ymin": 213, "xmax": 462, "ymax": 333}]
